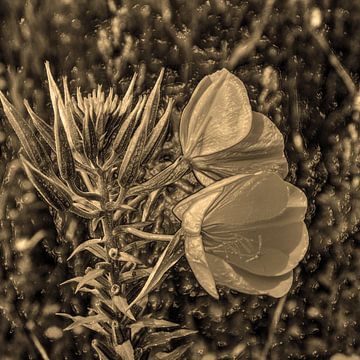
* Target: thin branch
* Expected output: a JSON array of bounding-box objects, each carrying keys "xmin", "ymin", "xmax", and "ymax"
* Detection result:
[
  {"xmin": 227, "ymin": 0, "xmax": 276, "ymax": 69},
  {"xmin": 259, "ymin": 295, "xmax": 287, "ymax": 360}
]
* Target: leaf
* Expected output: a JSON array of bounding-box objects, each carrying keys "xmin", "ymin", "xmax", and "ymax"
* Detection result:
[
  {"xmin": 128, "ymin": 232, "xmax": 183, "ymax": 308},
  {"xmin": 112, "ymin": 295, "xmax": 136, "ymax": 321},
  {"xmin": 82, "ymin": 105, "xmax": 98, "ymax": 164},
  {"xmin": 67, "ymin": 239, "xmax": 106, "ymax": 262},
  {"xmin": 114, "ymin": 340, "xmax": 135, "ymax": 360},
  {"xmin": 24, "ymin": 100, "xmax": 55, "ymax": 151},
  {"xmin": 151, "ymin": 342, "xmax": 193, "ymax": 360},
  {"xmin": 0, "ymin": 91, "xmax": 52, "ymax": 172},
  {"xmin": 118, "ymin": 108, "xmax": 149, "ymax": 187},
  {"xmin": 92, "ymin": 339, "xmax": 117, "ymax": 360},
  {"xmin": 56, "ymin": 313, "xmax": 107, "ymax": 332},
  {"xmin": 142, "ymin": 98, "xmax": 174, "ymax": 163},
  {"xmin": 60, "ymin": 276, "xmax": 103, "ymax": 289},
  {"xmin": 130, "ymin": 318, "xmax": 179, "ymax": 339},
  {"xmin": 142, "ymin": 329, "xmax": 197, "ymax": 350},
  {"xmin": 143, "ymin": 68, "xmax": 164, "ymax": 135},
  {"xmin": 45, "ymin": 61, "xmax": 82, "ymax": 152},
  {"xmin": 107, "ymin": 95, "xmax": 145, "ymax": 161},
  {"xmin": 118, "ymin": 72, "xmax": 137, "ymax": 117},
  {"xmin": 21, "ymin": 156, "xmax": 72, "ymax": 211},
  {"xmin": 54, "ymin": 96, "xmax": 76, "ymax": 181},
  {"xmin": 75, "ymin": 268, "xmax": 105, "ymax": 293}
]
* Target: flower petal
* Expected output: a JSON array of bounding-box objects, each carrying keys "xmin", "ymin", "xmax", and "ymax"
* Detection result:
[
  {"xmin": 203, "ymin": 173, "xmax": 288, "ymax": 228},
  {"xmin": 192, "ymin": 111, "xmax": 288, "ymax": 180},
  {"xmin": 173, "ymin": 174, "xmax": 247, "ymax": 221},
  {"xmin": 206, "ymin": 254, "xmax": 293, "ymax": 298},
  {"xmin": 180, "ymin": 69, "xmax": 252, "ymax": 158},
  {"xmin": 185, "ymin": 235, "xmax": 219, "ymax": 299}
]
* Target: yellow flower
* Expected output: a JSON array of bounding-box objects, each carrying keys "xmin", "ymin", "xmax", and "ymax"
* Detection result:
[
  {"xmin": 180, "ymin": 68, "xmax": 288, "ymax": 185},
  {"xmin": 173, "ymin": 172, "xmax": 308, "ymax": 298}
]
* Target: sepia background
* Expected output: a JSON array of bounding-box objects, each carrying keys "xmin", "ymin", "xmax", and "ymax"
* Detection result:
[{"xmin": 0, "ymin": 0, "xmax": 359, "ymax": 359}]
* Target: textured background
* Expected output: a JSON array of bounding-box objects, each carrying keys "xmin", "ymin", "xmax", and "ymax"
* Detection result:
[{"xmin": 0, "ymin": 0, "xmax": 359, "ymax": 359}]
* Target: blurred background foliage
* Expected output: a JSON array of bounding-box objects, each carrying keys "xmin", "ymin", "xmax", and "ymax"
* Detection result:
[{"xmin": 0, "ymin": 0, "xmax": 359, "ymax": 359}]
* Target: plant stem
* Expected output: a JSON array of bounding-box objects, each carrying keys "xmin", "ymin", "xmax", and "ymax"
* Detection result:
[
  {"xmin": 260, "ymin": 295, "xmax": 287, "ymax": 360},
  {"xmin": 121, "ymin": 226, "xmax": 173, "ymax": 242}
]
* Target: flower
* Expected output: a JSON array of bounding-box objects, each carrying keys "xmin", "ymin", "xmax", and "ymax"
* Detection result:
[
  {"xmin": 173, "ymin": 172, "xmax": 308, "ymax": 298},
  {"xmin": 180, "ymin": 68, "xmax": 288, "ymax": 185}
]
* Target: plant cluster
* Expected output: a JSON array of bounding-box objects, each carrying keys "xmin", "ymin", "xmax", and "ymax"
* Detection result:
[{"xmin": 0, "ymin": 63, "xmax": 308, "ymax": 359}]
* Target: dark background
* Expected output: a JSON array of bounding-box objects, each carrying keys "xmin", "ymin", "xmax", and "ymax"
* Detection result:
[{"xmin": 0, "ymin": 0, "xmax": 359, "ymax": 359}]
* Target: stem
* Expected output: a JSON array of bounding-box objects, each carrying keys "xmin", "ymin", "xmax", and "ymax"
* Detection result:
[
  {"xmin": 260, "ymin": 295, "xmax": 287, "ymax": 360},
  {"xmin": 121, "ymin": 227, "xmax": 173, "ymax": 242},
  {"xmin": 127, "ymin": 156, "xmax": 191, "ymax": 196}
]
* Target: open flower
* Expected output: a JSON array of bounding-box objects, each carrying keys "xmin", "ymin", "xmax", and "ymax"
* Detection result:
[
  {"xmin": 173, "ymin": 172, "xmax": 308, "ymax": 298},
  {"xmin": 129, "ymin": 68, "xmax": 288, "ymax": 195},
  {"xmin": 180, "ymin": 68, "xmax": 288, "ymax": 185}
]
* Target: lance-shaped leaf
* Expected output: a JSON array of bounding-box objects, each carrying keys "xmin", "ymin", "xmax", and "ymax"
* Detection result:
[
  {"xmin": 112, "ymin": 295, "xmax": 136, "ymax": 321},
  {"xmin": 67, "ymin": 238, "xmax": 105, "ymax": 261},
  {"xmin": 142, "ymin": 329, "xmax": 197, "ymax": 351},
  {"xmin": 92, "ymin": 339, "xmax": 118, "ymax": 360},
  {"xmin": 54, "ymin": 97, "xmax": 76, "ymax": 181},
  {"xmin": 0, "ymin": 92, "xmax": 52, "ymax": 172},
  {"xmin": 117, "ymin": 72, "xmax": 137, "ymax": 117},
  {"xmin": 128, "ymin": 232, "xmax": 183, "ymax": 308},
  {"xmin": 118, "ymin": 101, "xmax": 150, "ymax": 187},
  {"xmin": 60, "ymin": 276, "xmax": 103, "ymax": 289},
  {"xmin": 24, "ymin": 100, "xmax": 55, "ymax": 151},
  {"xmin": 82, "ymin": 106, "xmax": 98, "ymax": 164},
  {"xmin": 142, "ymin": 98, "xmax": 174, "ymax": 164},
  {"xmin": 151, "ymin": 342, "xmax": 193, "ymax": 360},
  {"xmin": 57, "ymin": 313, "xmax": 108, "ymax": 333},
  {"xmin": 110, "ymin": 96, "xmax": 146, "ymax": 159},
  {"xmin": 21, "ymin": 156, "xmax": 72, "ymax": 211},
  {"xmin": 114, "ymin": 340, "xmax": 135, "ymax": 360},
  {"xmin": 45, "ymin": 61, "xmax": 82, "ymax": 151},
  {"xmin": 143, "ymin": 68, "xmax": 164, "ymax": 135},
  {"xmin": 130, "ymin": 318, "xmax": 179, "ymax": 339},
  {"xmin": 75, "ymin": 268, "xmax": 105, "ymax": 293}
]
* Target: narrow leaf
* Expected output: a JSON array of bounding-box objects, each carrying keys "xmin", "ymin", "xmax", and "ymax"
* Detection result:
[
  {"xmin": 57, "ymin": 313, "xmax": 107, "ymax": 332},
  {"xmin": 117, "ymin": 252, "xmax": 143, "ymax": 264},
  {"xmin": 60, "ymin": 276, "xmax": 103, "ymax": 289},
  {"xmin": 54, "ymin": 97, "xmax": 76, "ymax": 181},
  {"xmin": 117, "ymin": 72, "xmax": 137, "ymax": 117},
  {"xmin": 21, "ymin": 156, "xmax": 72, "ymax": 211},
  {"xmin": 142, "ymin": 329, "xmax": 197, "ymax": 350},
  {"xmin": 114, "ymin": 340, "xmax": 135, "ymax": 360},
  {"xmin": 82, "ymin": 106, "xmax": 98, "ymax": 164},
  {"xmin": 128, "ymin": 232, "xmax": 183, "ymax": 308},
  {"xmin": 24, "ymin": 100, "xmax": 55, "ymax": 151},
  {"xmin": 0, "ymin": 91, "xmax": 52, "ymax": 172},
  {"xmin": 45, "ymin": 61, "xmax": 82, "ymax": 151},
  {"xmin": 142, "ymin": 98, "xmax": 174, "ymax": 163},
  {"xmin": 75, "ymin": 268, "xmax": 105, "ymax": 293},
  {"xmin": 109, "ymin": 95, "xmax": 145, "ymax": 160},
  {"xmin": 118, "ymin": 98, "xmax": 150, "ymax": 186},
  {"xmin": 143, "ymin": 68, "xmax": 164, "ymax": 135},
  {"xmin": 112, "ymin": 295, "xmax": 136, "ymax": 321},
  {"xmin": 131, "ymin": 318, "xmax": 179, "ymax": 339}
]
